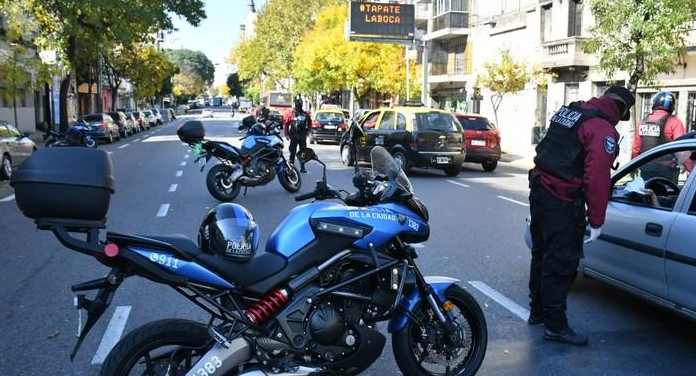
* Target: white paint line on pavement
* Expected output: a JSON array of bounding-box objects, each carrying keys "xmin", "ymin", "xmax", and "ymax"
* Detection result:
[
  {"xmin": 118, "ymin": 143, "xmax": 130, "ymax": 149},
  {"xmin": 107, "ymin": 151, "xmax": 113, "ymax": 155},
  {"xmin": 497, "ymin": 196, "xmax": 529, "ymax": 207},
  {"xmin": 169, "ymin": 184, "xmax": 178, "ymax": 192},
  {"xmin": 184, "ymin": 154, "xmax": 190, "ymax": 159},
  {"xmin": 411, "ymin": 243, "xmax": 426, "ymax": 248},
  {"xmin": 156, "ymin": 203, "xmax": 170, "ymax": 217},
  {"xmin": 176, "ymin": 170, "xmax": 183, "ymax": 177},
  {"xmin": 180, "ymin": 161, "xmax": 187, "ymax": 166},
  {"xmin": 0, "ymin": 194, "xmax": 15, "ymax": 202},
  {"xmin": 133, "ymin": 138, "xmax": 141, "ymax": 143},
  {"xmin": 468, "ymin": 281, "xmax": 529, "ymax": 322},
  {"xmin": 446, "ymin": 179, "xmax": 470, "ymax": 188},
  {"xmin": 91, "ymin": 305, "xmax": 132, "ymax": 365}
]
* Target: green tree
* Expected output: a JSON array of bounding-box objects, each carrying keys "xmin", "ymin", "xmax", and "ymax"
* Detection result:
[
  {"xmin": 0, "ymin": 0, "xmax": 205, "ymax": 127},
  {"xmin": 583, "ymin": 0, "xmax": 696, "ymax": 125},
  {"xmin": 127, "ymin": 46, "xmax": 178, "ymax": 104},
  {"xmin": 478, "ymin": 50, "xmax": 535, "ymax": 127},
  {"xmin": 226, "ymin": 73, "xmax": 244, "ymax": 98},
  {"xmin": 165, "ymin": 49, "xmax": 215, "ymax": 86},
  {"xmin": 172, "ymin": 73, "xmax": 205, "ymax": 103}
]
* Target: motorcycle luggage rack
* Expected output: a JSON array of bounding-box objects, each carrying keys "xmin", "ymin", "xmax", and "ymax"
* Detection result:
[{"xmin": 36, "ymin": 218, "xmax": 106, "ymax": 256}]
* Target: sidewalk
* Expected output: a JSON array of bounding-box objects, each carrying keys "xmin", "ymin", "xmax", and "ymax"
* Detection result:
[{"xmin": 500, "ymin": 149, "xmax": 535, "ymax": 170}]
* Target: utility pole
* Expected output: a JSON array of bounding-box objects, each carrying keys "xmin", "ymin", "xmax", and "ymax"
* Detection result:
[
  {"xmin": 96, "ymin": 51, "xmax": 103, "ymax": 111},
  {"xmin": 10, "ymin": 45, "xmax": 18, "ymax": 128}
]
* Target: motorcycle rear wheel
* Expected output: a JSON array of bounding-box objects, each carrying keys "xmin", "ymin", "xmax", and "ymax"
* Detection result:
[
  {"xmin": 278, "ymin": 162, "xmax": 301, "ymax": 193},
  {"xmin": 100, "ymin": 319, "xmax": 211, "ymax": 376},
  {"xmin": 206, "ymin": 164, "xmax": 241, "ymax": 201},
  {"xmin": 392, "ymin": 285, "xmax": 487, "ymax": 376}
]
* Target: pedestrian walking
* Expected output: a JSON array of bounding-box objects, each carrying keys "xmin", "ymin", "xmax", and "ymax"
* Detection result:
[
  {"xmin": 527, "ymin": 86, "xmax": 635, "ymax": 346},
  {"xmin": 632, "ymin": 91, "xmax": 692, "ymax": 180},
  {"xmin": 284, "ymin": 97, "xmax": 311, "ymax": 173}
]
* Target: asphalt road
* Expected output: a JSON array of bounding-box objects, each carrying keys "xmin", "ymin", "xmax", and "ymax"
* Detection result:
[{"xmin": 0, "ymin": 111, "xmax": 694, "ymax": 375}]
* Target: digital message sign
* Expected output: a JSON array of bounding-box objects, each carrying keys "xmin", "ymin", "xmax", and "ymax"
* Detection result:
[{"xmin": 348, "ymin": 1, "xmax": 415, "ymax": 43}]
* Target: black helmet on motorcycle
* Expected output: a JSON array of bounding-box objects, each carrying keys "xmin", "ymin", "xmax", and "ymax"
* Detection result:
[
  {"xmin": 250, "ymin": 123, "xmax": 267, "ymax": 135},
  {"xmin": 651, "ymin": 91, "xmax": 676, "ymax": 113},
  {"xmin": 198, "ymin": 203, "xmax": 259, "ymax": 261}
]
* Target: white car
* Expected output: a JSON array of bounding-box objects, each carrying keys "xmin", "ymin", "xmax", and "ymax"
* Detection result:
[
  {"xmin": 141, "ymin": 110, "xmax": 158, "ymax": 127},
  {"xmin": 201, "ymin": 109, "xmax": 214, "ymax": 118}
]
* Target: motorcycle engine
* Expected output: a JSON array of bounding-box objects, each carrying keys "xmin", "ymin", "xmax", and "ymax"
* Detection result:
[
  {"xmin": 308, "ymin": 304, "xmax": 345, "ymax": 346},
  {"xmin": 245, "ymin": 158, "xmax": 272, "ymax": 178}
]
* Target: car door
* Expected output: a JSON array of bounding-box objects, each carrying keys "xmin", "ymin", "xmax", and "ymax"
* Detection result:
[
  {"xmin": 582, "ymin": 150, "xmax": 692, "ymax": 299},
  {"xmin": 5, "ymin": 123, "xmax": 33, "ymax": 165},
  {"xmin": 356, "ymin": 111, "xmax": 382, "ymax": 161},
  {"xmin": 664, "ymin": 152, "xmax": 696, "ymax": 312},
  {"xmin": 372, "ymin": 110, "xmax": 395, "ymax": 149},
  {"xmin": 0, "ymin": 123, "xmax": 13, "ymax": 160}
]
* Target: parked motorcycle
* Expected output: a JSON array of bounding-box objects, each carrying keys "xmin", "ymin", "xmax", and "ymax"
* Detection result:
[
  {"xmin": 10, "ymin": 145, "xmax": 487, "ymax": 376},
  {"xmin": 178, "ymin": 116, "xmax": 301, "ymax": 201},
  {"xmin": 44, "ymin": 123, "xmax": 98, "ymax": 148}
]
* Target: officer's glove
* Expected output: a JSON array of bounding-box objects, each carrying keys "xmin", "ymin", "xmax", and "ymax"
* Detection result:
[{"xmin": 584, "ymin": 226, "xmax": 602, "ymax": 244}]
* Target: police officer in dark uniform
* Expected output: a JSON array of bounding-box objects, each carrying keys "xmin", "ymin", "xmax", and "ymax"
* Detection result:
[
  {"xmin": 528, "ymin": 86, "xmax": 635, "ymax": 346},
  {"xmin": 632, "ymin": 91, "xmax": 688, "ymax": 181},
  {"xmin": 284, "ymin": 97, "xmax": 311, "ymax": 173}
]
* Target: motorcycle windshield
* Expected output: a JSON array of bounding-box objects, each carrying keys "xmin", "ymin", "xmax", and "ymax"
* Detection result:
[{"xmin": 370, "ymin": 146, "xmax": 413, "ymax": 193}]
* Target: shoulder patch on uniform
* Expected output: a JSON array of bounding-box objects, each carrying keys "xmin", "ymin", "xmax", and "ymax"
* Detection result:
[{"xmin": 604, "ymin": 136, "xmax": 617, "ymax": 154}]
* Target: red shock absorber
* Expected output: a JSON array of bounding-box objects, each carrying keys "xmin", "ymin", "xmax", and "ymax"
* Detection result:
[{"xmin": 245, "ymin": 288, "xmax": 290, "ymax": 324}]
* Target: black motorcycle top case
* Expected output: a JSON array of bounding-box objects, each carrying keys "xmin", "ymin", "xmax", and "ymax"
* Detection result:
[
  {"xmin": 177, "ymin": 120, "xmax": 206, "ymax": 143},
  {"xmin": 11, "ymin": 148, "xmax": 115, "ymax": 220}
]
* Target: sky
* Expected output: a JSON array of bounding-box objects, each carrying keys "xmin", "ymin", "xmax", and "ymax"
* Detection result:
[{"xmin": 167, "ymin": 0, "xmax": 267, "ymax": 64}]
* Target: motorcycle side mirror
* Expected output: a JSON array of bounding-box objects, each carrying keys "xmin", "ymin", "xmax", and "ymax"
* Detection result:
[{"xmin": 298, "ymin": 148, "xmax": 318, "ymax": 163}]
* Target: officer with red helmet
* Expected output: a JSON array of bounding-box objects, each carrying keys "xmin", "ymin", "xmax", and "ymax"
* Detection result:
[
  {"xmin": 528, "ymin": 86, "xmax": 635, "ymax": 346},
  {"xmin": 632, "ymin": 91, "xmax": 692, "ymax": 180}
]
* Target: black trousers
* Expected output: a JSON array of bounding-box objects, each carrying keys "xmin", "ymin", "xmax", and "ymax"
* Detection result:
[
  {"xmin": 528, "ymin": 175, "xmax": 585, "ymax": 331},
  {"xmin": 288, "ymin": 133, "xmax": 307, "ymax": 165}
]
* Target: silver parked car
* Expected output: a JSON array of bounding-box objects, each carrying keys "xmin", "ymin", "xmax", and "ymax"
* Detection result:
[
  {"xmin": 0, "ymin": 120, "xmax": 36, "ymax": 180},
  {"xmin": 581, "ymin": 136, "xmax": 696, "ymax": 321}
]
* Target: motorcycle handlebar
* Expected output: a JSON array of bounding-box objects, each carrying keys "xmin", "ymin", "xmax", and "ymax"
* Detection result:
[{"xmin": 295, "ymin": 191, "xmax": 317, "ymax": 202}]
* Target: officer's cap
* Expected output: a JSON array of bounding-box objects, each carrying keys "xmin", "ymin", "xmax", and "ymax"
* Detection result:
[{"xmin": 603, "ymin": 86, "xmax": 635, "ymax": 121}]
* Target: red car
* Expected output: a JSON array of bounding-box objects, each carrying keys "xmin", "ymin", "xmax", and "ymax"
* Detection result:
[{"xmin": 454, "ymin": 113, "xmax": 501, "ymax": 172}]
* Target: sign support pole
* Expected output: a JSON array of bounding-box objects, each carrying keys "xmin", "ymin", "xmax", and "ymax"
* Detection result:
[{"xmin": 405, "ymin": 45, "xmax": 410, "ymax": 100}]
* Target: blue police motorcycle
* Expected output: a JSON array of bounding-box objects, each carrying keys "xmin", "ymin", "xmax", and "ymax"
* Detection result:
[
  {"xmin": 181, "ymin": 116, "xmax": 301, "ymax": 201},
  {"xmin": 13, "ymin": 146, "xmax": 487, "ymax": 376}
]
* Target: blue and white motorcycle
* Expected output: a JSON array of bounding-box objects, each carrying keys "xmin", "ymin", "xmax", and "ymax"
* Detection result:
[
  {"xmin": 181, "ymin": 115, "xmax": 301, "ymax": 201},
  {"xmin": 25, "ymin": 146, "xmax": 487, "ymax": 376}
]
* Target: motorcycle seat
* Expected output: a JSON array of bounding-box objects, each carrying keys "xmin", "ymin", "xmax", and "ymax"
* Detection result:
[
  {"xmin": 143, "ymin": 234, "xmax": 203, "ymax": 259},
  {"xmin": 194, "ymin": 251, "xmax": 287, "ymax": 294}
]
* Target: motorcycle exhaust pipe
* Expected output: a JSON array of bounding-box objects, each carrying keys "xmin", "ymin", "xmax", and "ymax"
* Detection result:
[
  {"xmin": 184, "ymin": 337, "xmax": 251, "ymax": 376},
  {"xmin": 230, "ymin": 166, "xmax": 244, "ymax": 182}
]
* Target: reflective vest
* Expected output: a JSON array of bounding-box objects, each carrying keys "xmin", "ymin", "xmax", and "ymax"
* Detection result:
[
  {"xmin": 290, "ymin": 111, "xmax": 308, "ymax": 134},
  {"xmin": 534, "ymin": 102, "xmax": 608, "ymax": 182},
  {"xmin": 639, "ymin": 114, "xmax": 671, "ymax": 154}
]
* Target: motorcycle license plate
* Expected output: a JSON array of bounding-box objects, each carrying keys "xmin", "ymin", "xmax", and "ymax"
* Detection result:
[
  {"xmin": 436, "ymin": 157, "xmax": 450, "ymax": 164},
  {"xmin": 471, "ymin": 139, "xmax": 486, "ymax": 146}
]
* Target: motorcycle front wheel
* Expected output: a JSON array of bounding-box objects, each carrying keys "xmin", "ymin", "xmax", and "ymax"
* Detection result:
[
  {"xmin": 84, "ymin": 137, "xmax": 98, "ymax": 148},
  {"xmin": 45, "ymin": 138, "xmax": 60, "ymax": 147},
  {"xmin": 206, "ymin": 164, "xmax": 241, "ymax": 201},
  {"xmin": 100, "ymin": 319, "xmax": 211, "ymax": 376},
  {"xmin": 392, "ymin": 285, "xmax": 487, "ymax": 376},
  {"xmin": 278, "ymin": 162, "xmax": 301, "ymax": 193}
]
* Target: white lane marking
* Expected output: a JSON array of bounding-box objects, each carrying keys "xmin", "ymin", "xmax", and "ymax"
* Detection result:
[
  {"xmin": 169, "ymin": 184, "xmax": 178, "ymax": 192},
  {"xmin": 447, "ymin": 180, "xmax": 470, "ymax": 188},
  {"xmin": 184, "ymin": 154, "xmax": 190, "ymax": 159},
  {"xmin": 0, "ymin": 194, "xmax": 15, "ymax": 202},
  {"xmin": 497, "ymin": 196, "xmax": 529, "ymax": 207},
  {"xmin": 468, "ymin": 281, "xmax": 529, "ymax": 322},
  {"xmin": 180, "ymin": 161, "xmax": 187, "ymax": 167},
  {"xmin": 411, "ymin": 243, "xmax": 426, "ymax": 248},
  {"xmin": 107, "ymin": 151, "xmax": 113, "ymax": 155},
  {"xmin": 91, "ymin": 305, "xmax": 132, "ymax": 365},
  {"xmin": 118, "ymin": 143, "xmax": 130, "ymax": 149},
  {"xmin": 156, "ymin": 204, "xmax": 170, "ymax": 217},
  {"xmin": 133, "ymin": 138, "xmax": 141, "ymax": 143},
  {"xmin": 176, "ymin": 170, "xmax": 183, "ymax": 177}
]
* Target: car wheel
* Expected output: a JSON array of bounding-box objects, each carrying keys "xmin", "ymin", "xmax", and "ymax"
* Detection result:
[
  {"xmin": 310, "ymin": 133, "xmax": 316, "ymax": 144},
  {"xmin": 393, "ymin": 151, "xmax": 411, "ymax": 175},
  {"xmin": 116, "ymin": 130, "xmax": 122, "ymax": 141},
  {"xmin": 341, "ymin": 145, "xmax": 354, "ymax": 166},
  {"xmin": 444, "ymin": 164, "xmax": 462, "ymax": 177},
  {"xmin": 0, "ymin": 154, "xmax": 12, "ymax": 180},
  {"xmin": 108, "ymin": 132, "xmax": 114, "ymax": 144},
  {"xmin": 482, "ymin": 160, "xmax": 498, "ymax": 172}
]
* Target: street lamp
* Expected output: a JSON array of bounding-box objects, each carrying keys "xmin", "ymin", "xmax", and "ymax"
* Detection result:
[{"xmin": 39, "ymin": 49, "xmax": 57, "ymax": 130}]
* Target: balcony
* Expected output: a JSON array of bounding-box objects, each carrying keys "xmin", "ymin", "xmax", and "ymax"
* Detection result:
[
  {"xmin": 424, "ymin": 12, "xmax": 470, "ymax": 41},
  {"xmin": 540, "ymin": 37, "xmax": 593, "ymax": 69},
  {"xmin": 416, "ymin": 3, "xmax": 431, "ymax": 21}
]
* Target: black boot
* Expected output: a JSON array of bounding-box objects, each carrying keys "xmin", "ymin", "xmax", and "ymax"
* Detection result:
[
  {"xmin": 527, "ymin": 312, "xmax": 544, "ymax": 325},
  {"xmin": 543, "ymin": 327, "xmax": 588, "ymax": 346}
]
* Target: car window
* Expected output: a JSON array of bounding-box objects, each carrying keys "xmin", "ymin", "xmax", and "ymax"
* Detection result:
[
  {"xmin": 612, "ymin": 147, "xmax": 696, "ymax": 210},
  {"xmin": 0, "ymin": 125, "xmax": 10, "ymax": 138},
  {"xmin": 361, "ymin": 112, "xmax": 381, "ymax": 129},
  {"xmin": 378, "ymin": 111, "xmax": 396, "ymax": 130},
  {"xmin": 5, "ymin": 123, "xmax": 21, "ymax": 137},
  {"xmin": 456, "ymin": 116, "xmax": 495, "ymax": 131},
  {"xmin": 415, "ymin": 112, "xmax": 462, "ymax": 133},
  {"xmin": 83, "ymin": 114, "xmax": 103, "ymax": 122},
  {"xmin": 316, "ymin": 112, "xmax": 344, "ymax": 122},
  {"xmin": 396, "ymin": 113, "xmax": 407, "ymax": 130}
]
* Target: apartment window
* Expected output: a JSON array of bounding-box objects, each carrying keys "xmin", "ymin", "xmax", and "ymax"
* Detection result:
[
  {"xmin": 434, "ymin": 0, "xmax": 469, "ymax": 15},
  {"xmin": 687, "ymin": 92, "xmax": 696, "ymax": 132},
  {"xmin": 542, "ymin": 5, "xmax": 553, "ymax": 42},
  {"xmin": 433, "ymin": 0, "xmax": 469, "ymax": 31},
  {"xmin": 430, "ymin": 37, "xmax": 466, "ymax": 76},
  {"xmin": 568, "ymin": 0, "xmax": 583, "ymax": 37}
]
